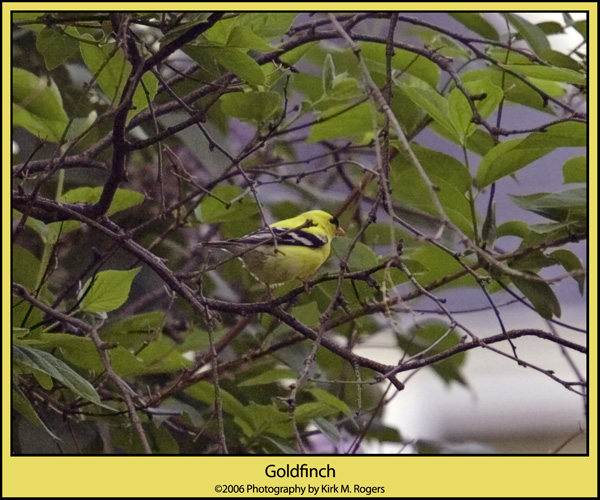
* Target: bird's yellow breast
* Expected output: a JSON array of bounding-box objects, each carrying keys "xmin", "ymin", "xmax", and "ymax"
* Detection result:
[{"xmin": 242, "ymin": 243, "xmax": 331, "ymax": 285}]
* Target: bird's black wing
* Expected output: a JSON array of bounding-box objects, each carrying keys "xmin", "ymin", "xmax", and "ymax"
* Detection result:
[{"xmin": 232, "ymin": 226, "xmax": 328, "ymax": 248}]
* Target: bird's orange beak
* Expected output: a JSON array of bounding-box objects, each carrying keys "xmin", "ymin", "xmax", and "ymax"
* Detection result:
[{"xmin": 335, "ymin": 226, "xmax": 346, "ymax": 237}]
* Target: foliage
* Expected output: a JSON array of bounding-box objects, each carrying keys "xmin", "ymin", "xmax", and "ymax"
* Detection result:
[{"xmin": 11, "ymin": 11, "xmax": 587, "ymax": 455}]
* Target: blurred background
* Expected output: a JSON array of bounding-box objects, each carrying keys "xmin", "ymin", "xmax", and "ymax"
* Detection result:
[{"xmin": 357, "ymin": 12, "xmax": 588, "ymax": 455}]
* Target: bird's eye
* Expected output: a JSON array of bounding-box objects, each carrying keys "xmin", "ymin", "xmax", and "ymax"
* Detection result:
[{"xmin": 330, "ymin": 216, "xmax": 340, "ymax": 227}]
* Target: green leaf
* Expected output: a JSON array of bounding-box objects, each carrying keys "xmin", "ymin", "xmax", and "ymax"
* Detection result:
[
  {"xmin": 263, "ymin": 436, "xmax": 297, "ymax": 454},
  {"xmin": 32, "ymin": 367, "xmax": 53, "ymax": 390},
  {"xmin": 540, "ymin": 49, "xmax": 582, "ymax": 71},
  {"xmin": 476, "ymin": 122, "xmax": 587, "ymax": 188},
  {"xmin": 387, "ymin": 87, "xmax": 426, "ymax": 139},
  {"xmin": 100, "ymin": 311, "xmax": 165, "ymax": 349},
  {"xmin": 12, "ymin": 385, "xmax": 42, "ymax": 425},
  {"xmin": 327, "ymin": 74, "xmax": 361, "ymax": 102},
  {"xmin": 509, "ymin": 250, "xmax": 556, "ymax": 273},
  {"xmin": 130, "ymin": 71, "xmax": 159, "ymax": 120},
  {"xmin": 31, "ymin": 332, "xmax": 136, "ymax": 374},
  {"xmin": 306, "ymin": 387, "xmax": 351, "ymax": 415},
  {"xmin": 562, "ymin": 156, "xmax": 586, "ymax": 184},
  {"xmin": 59, "ymin": 186, "xmax": 145, "ymax": 216},
  {"xmin": 220, "ymin": 91, "xmax": 281, "ymax": 123},
  {"xmin": 518, "ymin": 121, "xmax": 586, "ymax": 148},
  {"xmin": 519, "ymin": 220, "xmax": 586, "ymax": 252},
  {"xmin": 509, "ymin": 187, "xmax": 587, "ymax": 223},
  {"xmin": 363, "ymin": 223, "xmax": 410, "ymax": 247},
  {"xmin": 13, "ymin": 294, "xmax": 43, "ymax": 332},
  {"xmin": 365, "ymin": 421, "xmax": 403, "ymax": 443},
  {"xmin": 332, "ymin": 238, "xmax": 379, "ymax": 272},
  {"xmin": 302, "ymin": 82, "xmax": 362, "ymax": 113},
  {"xmin": 13, "ymin": 12, "xmax": 46, "ymax": 23},
  {"xmin": 150, "ymin": 424, "xmax": 179, "ymax": 454},
  {"xmin": 36, "ymin": 27, "xmax": 79, "ymax": 70},
  {"xmin": 13, "ymin": 68, "xmax": 69, "ymax": 142},
  {"xmin": 12, "ymin": 246, "xmax": 40, "ymax": 290},
  {"xmin": 65, "ymin": 110, "xmax": 98, "ymax": 141},
  {"xmin": 431, "ymin": 77, "xmax": 504, "ymax": 155},
  {"xmin": 360, "ymin": 42, "xmax": 441, "ymax": 88},
  {"xmin": 12, "ymin": 246, "xmax": 48, "ymax": 329},
  {"xmin": 430, "ymin": 122, "xmax": 495, "ymax": 157},
  {"xmin": 549, "ymin": 249, "xmax": 585, "ymax": 295},
  {"xmin": 13, "ymin": 344, "xmax": 105, "ymax": 406},
  {"xmin": 36, "ymin": 330, "xmax": 188, "ymax": 377},
  {"xmin": 462, "ymin": 67, "xmax": 564, "ymax": 111},
  {"xmin": 528, "ymin": 221, "xmax": 577, "ymax": 236},
  {"xmin": 398, "ymin": 82, "xmax": 456, "ymax": 139},
  {"xmin": 12, "ymin": 209, "xmax": 48, "ymax": 242},
  {"xmin": 522, "ymin": 77, "xmax": 567, "ymax": 97},
  {"xmin": 204, "ymin": 45, "xmax": 265, "ymax": 85},
  {"xmin": 312, "ymin": 279, "xmax": 375, "ymax": 316},
  {"xmin": 477, "ymin": 138, "xmax": 542, "ymax": 188},
  {"xmin": 226, "ymin": 25, "xmax": 273, "ymax": 52},
  {"xmin": 536, "ymin": 21, "xmax": 564, "ymax": 35},
  {"xmin": 501, "ymin": 64, "xmax": 586, "ymax": 85},
  {"xmin": 481, "ymin": 200, "xmax": 497, "ymax": 247},
  {"xmin": 133, "ymin": 337, "xmax": 192, "ymax": 375},
  {"xmin": 80, "ymin": 37, "xmax": 130, "ymax": 104},
  {"xmin": 13, "ymin": 384, "xmax": 61, "ymax": 439},
  {"xmin": 387, "ymin": 144, "xmax": 474, "ymax": 236},
  {"xmin": 233, "ymin": 13, "xmax": 297, "ymax": 40},
  {"xmin": 307, "ymin": 101, "xmax": 379, "ymax": 144},
  {"xmin": 496, "ymin": 220, "xmax": 530, "ymax": 239},
  {"xmin": 176, "ymin": 328, "xmax": 226, "ymax": 353},
  {"xmin": 279, "ymin": 41, "xmax": 317, "ymax": 66},
  {"xmin": 240, "ymin": 403, "xmax": 292, "ymax": 438},
  {"xmin": 409, "ymin": 243, "xmax": 478, "ymax": 289},
  {"xmin": 511, "ymin": 274, "xmax": 561, "ymax": 319},
  {"xmin": 323, "ymin": 53, "xmax": 335, "ymax": 94},
  {"xmin": 573, "ymin": 20, "xmax": 587, "ymax": 40},
  {"xmin": 107, "ymin": 188, "xmax": 146, "ymax": 213},
  {"xmin": 312, "ymin": 417, "xmax": 342, "ymax": 444},
  {"xmin": 42, "ymin": 187, "xmax": 143, "ymax": 242},
  {"xmin": 79, "ymin": 268, "xmax": 141, "ymax": 313},
  {"xmin": 397, "ymin": 321, "xmax": 467, "ymax": 384},
  {"xmin": 185, "ymin": 381, "xmax": 252, "ymax": 431},
  {"xmin": 448, "ymin": 88, "xmax": 475, "ymax": 143},
  {"xmin": 292, "ymin": 73, "xmax": 324, "ymax": 102},
  {"xmin": 239, "ymin": 369, "xmax": 297, "ymax": 387},
  {"xmin": 198, "ymin": 185, "xmax": 259, "ymax": 224},
  {"xmin": 429, "ymin": 34, "xmax": 472, "ymax": 61},
  {"xmin": 464, "ymin": 78, "xmax": 504, "ymax": 119},
  {"xmin": 505, "ymin": 13, "xmax": 551, "ymax": 56},
  {"xmin": 202, "ymin": 16, "xmax": 233, "ymax": 44},
  {"xmin": 294, "ymin": 402, "xmax": 339, "ymax": 422},
  {"xmin": 448, "ymin": 89, "xmax": 472, "ymax": 139},
  {"xmin": 450, "ymin": 13, "xmax": 499, "ymax": 40},
  {"xmin": 291, "ymin": 301, "xmax": 322, "ymax": 328}
]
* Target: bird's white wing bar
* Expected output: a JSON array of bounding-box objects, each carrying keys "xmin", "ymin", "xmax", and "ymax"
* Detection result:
[{"xmin": 232, "ymin": 226, "xmax": 328, "ymax": 248}]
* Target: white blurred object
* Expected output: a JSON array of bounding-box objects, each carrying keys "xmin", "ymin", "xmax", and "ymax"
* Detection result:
[
  {"xmin": 517, "ymin": 12, "xmax": 587, "ymax": 54},
  {"xmin": 355, "ymin": 303, "xmax": 587, "ymax": 453}
]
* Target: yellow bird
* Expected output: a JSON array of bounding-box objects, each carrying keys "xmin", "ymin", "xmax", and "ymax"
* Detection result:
[{"xmin": 203, "ymin": 210, "xmax": 345, "ymax": 285}]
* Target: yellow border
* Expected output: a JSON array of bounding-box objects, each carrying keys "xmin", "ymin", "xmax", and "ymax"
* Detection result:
[
  {"xmin": 4, "ymin": 2, "xmax": 600, "ymax": 10},
  {"xmin": 4, "ymin": 3, "xmax": 597, "ymax": 498}
]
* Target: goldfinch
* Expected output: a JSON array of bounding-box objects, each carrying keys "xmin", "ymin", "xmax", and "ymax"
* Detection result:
[{"xmin": 203, "ymin": 210, "xmax": 345, "ymax": 285}]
